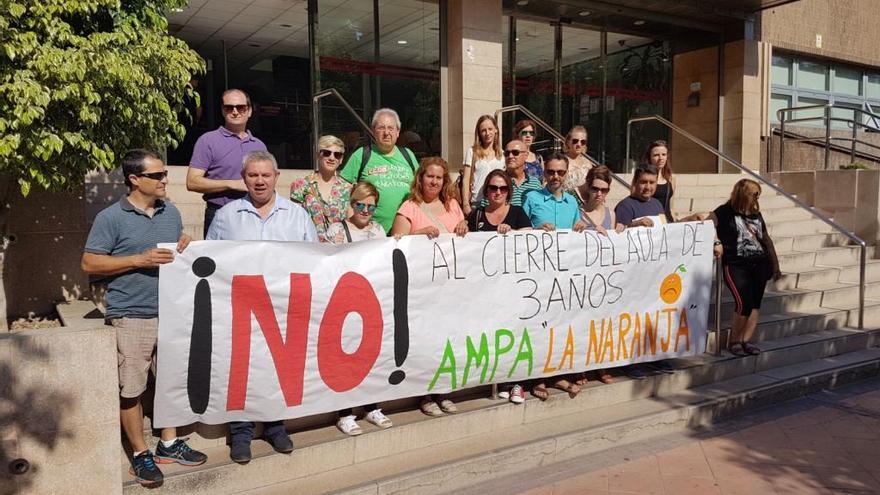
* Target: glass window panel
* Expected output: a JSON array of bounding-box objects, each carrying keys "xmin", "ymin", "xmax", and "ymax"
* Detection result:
[
  {"xmin": 867, "ymin": 74, "xmax": 880, "ymax": 99},
  {"xmin": 771, "ymin": 55, "xmax": 792, "ymax": 86},
  {"xmin": 770, "ymin": 93, "xmax": 791, "ymax": 123},
  {"xmin": 798, "ymin": 60, "xmax": 828, "ymax": 91},
  {"xmin": 795, "ymin": 96, "xmax": 828, "ymax": 124},
  {"xmin": 834, "ymin": 67, "xmax": 861, "ymax": 96},
  {"xmin": 831, "ymin": 103, "xmax": 860, "ymax": 129},
  {"xmin": 514, "ymin": 19, "xmax": 556, "ymax": 150}
]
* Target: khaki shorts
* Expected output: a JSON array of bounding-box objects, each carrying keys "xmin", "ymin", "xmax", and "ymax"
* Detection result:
[{"xmin": 111, "ymin": 317, "xmax": 159, "ymax": 399}]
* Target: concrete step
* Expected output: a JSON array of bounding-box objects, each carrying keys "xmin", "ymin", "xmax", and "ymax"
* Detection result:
[
  {"xmin": 772, "ymin": 232, "xmax": 851, "ymax": 252},
  {"xmin": 122, "ymin": 322, "xmax": 880, "ymax": 490},
  {"xmin": 129, "ymin": 346, "xmax": 880, "ymax": 495},
  {"xmin": 767, "ymin": 218, "xmax": 830, "ymax": 237},
  {"xmin": 709, "ymin": 288, "xmax": 821, "ymax": 321},
  {"xmin": 800, "ymin": 281, "xmax": 880, "ymax": 309},
  {"xmin": 675, "ymin": 173, "xmax": 746, "ymax": 186},
  {"xmin": 687, "ymin": 194, "xmax": 793, "ymax": 212}
]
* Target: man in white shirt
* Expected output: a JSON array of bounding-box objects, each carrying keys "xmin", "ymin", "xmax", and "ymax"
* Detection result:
[{"xmin": 206, "ymin": 150, "xmax": 317, "ymax": 463}]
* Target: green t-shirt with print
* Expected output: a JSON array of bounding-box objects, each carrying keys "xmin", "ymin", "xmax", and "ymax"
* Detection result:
[{"xmin": 340, "ymin": 145, "xmax": 417, "ymax": 232}]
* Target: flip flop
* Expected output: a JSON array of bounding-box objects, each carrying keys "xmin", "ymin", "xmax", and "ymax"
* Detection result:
[
  {"xmin": 574, "ymin": 373, "xmax": 589, "ymax": 386},
  {"xmin": 553, "ymin": 379, "xmax": 580, "ymax": 399},
  {"xmin": 531, "ymin": 384, "xmax": 550, "ymax": 401},
  {"xmin": 597, "ymin": 370, "xmax": 614, "ymax": 384}
]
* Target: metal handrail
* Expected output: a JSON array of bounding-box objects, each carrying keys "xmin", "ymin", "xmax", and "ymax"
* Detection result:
[
  {"xmin": 494, "ymin": 105, "xmax": 631, "ymax": 189},
  {"xmin": 312, "ymin": 88, "xmax": 375, "ymax": 171},
  {"xmin": 771, "ymin": 127, "xmax": 880, "ymax": 167},
  {"xmin": 777, "ymin": 103, "xmax": 880, "ymax": 170},
  {"xmin": 627, "ymin": 114, "xmax": 868, "ymax": 352}
]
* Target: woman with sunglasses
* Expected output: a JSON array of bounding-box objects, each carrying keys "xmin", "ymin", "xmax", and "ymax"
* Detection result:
[
  {"xmin": 460, "ymin": 115, "xmax": 504, "ymax": 216},
  {"xmin": 571, "ymin": 165, "xmax": 624, "ymax": 386},
  {"xmin": 326, "ymin": 182, "xmax": 386, "ymax": 244},
  {"xmin": 290, "ymin": 135, "xmax": 351, "ymax": 242},
  {"xmin": 325, "ymin": 182, "xmax": 394, "ymax": 435},
  {"xmin": 563, "ymin": 126, "xmax": 592, "ymax": 191},
  {"xmin": 467, "ymin": 170, "xmax": 531, "ymax": 233},
  {"xmin": 513, "ymin": 119, "xmax": 544, "ymax": 180},
  {"xmin": 643, "ymin": 140, "xmax": 676, "ymax": 222}
]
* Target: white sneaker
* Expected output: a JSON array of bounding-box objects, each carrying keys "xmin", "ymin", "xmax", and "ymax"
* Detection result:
[
  {"xmin": 509, "ymin": 384, "xmax": 525, "ymax": 404},
  {"xmin": 497, "ymin": 390, "xmax": 510, "ymax": 399},
  {"xmin": 365, "ymin": 409, "xmax": 393, "ymax": 429},
  {"xmin": 336, "ymin": 415, "xmax": 363, "ymax": 436}
]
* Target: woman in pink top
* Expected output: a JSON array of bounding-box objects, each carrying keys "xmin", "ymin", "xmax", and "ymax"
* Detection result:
[
  {"xmin": 392, "ymin": 157, "xmax": 467, "ymax": 417},
  {"xmin": 392, "ymin": 157, "xmax": 468, "ymax": 238}
]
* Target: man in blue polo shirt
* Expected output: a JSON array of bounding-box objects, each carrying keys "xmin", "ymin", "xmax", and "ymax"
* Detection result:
[
  {"xmin": 614, "ymin": 163, "xmax": 666, "ymax": 228},
  {"xmin": 186, "ymin": 88, "xmax": 267, "ymax": 237},
  {"xmin": 82, "ymin": 149, "xmax": 207, "ymax": 486},
  {"xmin": 207, "ymin": 150, "xmax": 316, "ymax": 463},
  {"xmin": 522, "ymin": 152, "xmax": 586, "ymax": 231}
]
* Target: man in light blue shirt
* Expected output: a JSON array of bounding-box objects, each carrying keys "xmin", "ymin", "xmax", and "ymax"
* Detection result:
[
  {"xmin": 206, "ymin": 152, "xmax": 317, "ymax": 242},
  {"xmin": 206, "ymin": 150, "xmax": 316, "ymax": 463},
  {"xmin": 522, "ymin": 152, "xmax": 585, "ymax": 231}
]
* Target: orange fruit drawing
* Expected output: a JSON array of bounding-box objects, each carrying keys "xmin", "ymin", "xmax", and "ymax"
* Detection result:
[{"xmin": 660, "ymin": 264, "xmax": 686, "ymax": 304}]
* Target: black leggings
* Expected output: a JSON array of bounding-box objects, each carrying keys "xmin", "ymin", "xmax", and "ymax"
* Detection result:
[{"xmin": 722, "ymin": 258, "xmax": 772, "ymax": 317}]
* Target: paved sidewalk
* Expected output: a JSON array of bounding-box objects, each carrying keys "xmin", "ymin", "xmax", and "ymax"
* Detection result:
[{"xmin": 460, "ymin": 377, "xmax": 880, "ymax": 495}]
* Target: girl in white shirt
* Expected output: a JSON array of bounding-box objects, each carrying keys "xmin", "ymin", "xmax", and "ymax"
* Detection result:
[{"xmin": 460, "ymin": 115, "xmax": 504, "ymax": 215}]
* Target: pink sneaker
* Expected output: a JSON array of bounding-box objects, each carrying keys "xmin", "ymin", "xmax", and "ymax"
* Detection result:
[{"xmin": 509, "ymin": 384, "xmax": 525, "ymax": 404}]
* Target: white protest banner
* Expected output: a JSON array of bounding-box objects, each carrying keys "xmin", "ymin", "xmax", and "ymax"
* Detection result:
[{"xmin": 154, "ymin": 222, "xmax": 715, "ymax": 427}]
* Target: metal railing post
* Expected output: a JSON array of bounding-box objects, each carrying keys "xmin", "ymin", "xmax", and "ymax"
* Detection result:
[
  {"xmin": 859, "ymin": 243, "xmax": 867, "ymax": 329},
  {"xmin": 779, "ymin": 117, "xmax": 786, "ymax": 172},
  {"xmin": 824, "ymin": 105, "xmax": 832, "ymax": 170},
  {"xmin": 625, "ymin": 120, "xmax": 632, "ymax": 173},
  {"xmin": 715, "ymin": 259, "xmax": 724, "ymax": 356},
  {"xmin": 852, "ymin": 118, "xmax": 858, "ymax": 164}
]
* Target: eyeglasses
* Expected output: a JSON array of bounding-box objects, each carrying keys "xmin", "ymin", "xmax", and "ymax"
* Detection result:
[
  {"xmin": 353, "ymin": 202, "xmax": 377, "ymax": 214},
  {"xmin": 136, "ymin": 171, "xmax": 168, "ymax": 180},
  {"xmin": 222, "ymin": 104, "xmax": 249, "ymax": 113},
  {"xmin": 545, "ymin": 169, "xmax": 567, "ymax": 177},
  {"xmin": 570, "ymin": 139, "xmax": 587, "ymax": 146},
  {"xmin": 589, "ymin": 185, "xmax": 610, "ymax": 195},
  {"xmin": 503, "ymin": 149, "xmax": 522, "ymax": 157},
  {"xmin": 519, "ymin": 130, "xmax": 535, "ymax": 137},
  {"xmin": 487, "ymin": 184, "xmax": 510, "ymax": 194},
  {"xmin": 319, "ymin": 149, "xmax": 345, "ymax": 160}
]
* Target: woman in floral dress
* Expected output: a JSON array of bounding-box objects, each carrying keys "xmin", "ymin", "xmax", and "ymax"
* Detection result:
[{"xmin": 290, "ymin": 135, "xmax": 351, "ymax": 242}]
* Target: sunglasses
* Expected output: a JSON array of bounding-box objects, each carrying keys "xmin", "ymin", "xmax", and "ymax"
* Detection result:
[
  {"xmin": 353, "ymin": 202, "xmax": 377, "ymax": 214},
  {"xmin": 545, "ymin": 169, "xmax": 567, "ymax": 177},
  {"xmin": 570, "ymin": 139, "xmax": 587, "ymax": 145},
  {"xmin": 136, "ymin": 171, "xmax": 168, "ymax": 180},
  {"xmin": 590, "ymin": 185, "xmax": 610, "ymax": 195},
  {"xmin": 320, "ymin": 149, "xmax": 345, "ymax": 160},
  {"xmin": 222, "ymin": 104, "xmax": 250, "ymax": 113},
  {"xmin": 503, "ymin": 149, "xmax": 522, "ymax": 157},
  {"xmin": 487, "ymin": 184, "xmax": 510, "ymax": 194},
  {"xmin": 519, "ymin": 130, "xmax": 535, "ymax": 137}
]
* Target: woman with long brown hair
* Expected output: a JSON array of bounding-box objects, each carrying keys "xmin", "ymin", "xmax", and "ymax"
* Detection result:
[
  {"xmin": 642, "ymin": 140, "xmax": 675, "ymax": 222},
  {"xmin": 708, "ymin": 179, "xmax": 781, "ymax": 356},
  {"xmin": 513, "ymin": 119, "xmax": 544, "ymax": 180}
]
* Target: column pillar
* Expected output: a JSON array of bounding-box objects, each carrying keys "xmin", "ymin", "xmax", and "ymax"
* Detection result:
[{"xmin": 442, "ymin": 0, "xmax": 504, "ymax": 173}]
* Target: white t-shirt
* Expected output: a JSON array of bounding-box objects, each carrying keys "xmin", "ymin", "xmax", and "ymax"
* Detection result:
[
  {"xmin": 325, "ymin": 220, "xmax": 386, "ymax": 244},
  {"xmin": 464, "ymin": 147, "xmax": 505, "ymax": 206}
]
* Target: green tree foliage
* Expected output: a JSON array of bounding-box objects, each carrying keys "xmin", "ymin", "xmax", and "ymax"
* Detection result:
[{"xmin": 0, "ymin": 0, "xmax": 204, "ymax": 196}]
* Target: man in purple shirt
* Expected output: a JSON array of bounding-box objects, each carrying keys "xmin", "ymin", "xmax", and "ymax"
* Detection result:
[{"xmin": 186, "ymin": 89, "xmax": 267, "ymax": 237}]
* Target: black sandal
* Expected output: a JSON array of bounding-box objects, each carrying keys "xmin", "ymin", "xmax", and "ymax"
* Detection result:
[
  {"xmin": 727, "ymin": 342, "xmax": 748, "ymax": 357},
  {"xmin": 743, "ymin": 342, "xmax": 761, "ymax": 355}
]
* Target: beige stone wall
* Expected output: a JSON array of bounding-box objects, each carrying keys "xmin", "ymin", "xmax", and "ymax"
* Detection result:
[
  {"xmin": 671, "ymin": 45, "xmax": 720, "ymax": 173},
  {"xmin": 759, "ymin": 0, "xmax": 880, "ymax": 66},
  {"xmin": 444, "ymin": 0, "xmax": 503, "ymax": 173},
  {"xmin": 0, "ymin": 325, "xmax": 121, "ymax": 495}
]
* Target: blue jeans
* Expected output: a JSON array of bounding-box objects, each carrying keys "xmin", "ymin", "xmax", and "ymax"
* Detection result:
[{"xmin": 229, "ymin": 421, "xmax": 285, "ymax": 445}]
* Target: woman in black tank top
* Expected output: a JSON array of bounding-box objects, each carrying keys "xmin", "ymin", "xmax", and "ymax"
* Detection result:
[{"xmin": 643, "ymin": 140, "xmax": 675, "ymax": 222}]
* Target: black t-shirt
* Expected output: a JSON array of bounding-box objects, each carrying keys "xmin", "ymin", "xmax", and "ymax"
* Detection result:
[
  {"xmin": 467, "ymin": 205, "xmax": 532, "ymax": 232},
  {"xmin": 713, "ymin": 202, "xmax": 768, "ymax": 264}
]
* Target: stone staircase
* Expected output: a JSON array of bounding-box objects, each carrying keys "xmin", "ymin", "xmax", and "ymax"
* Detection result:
[{"xmin": 119, "ymin": 171, "xmax": 880, "ymax": 494}]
